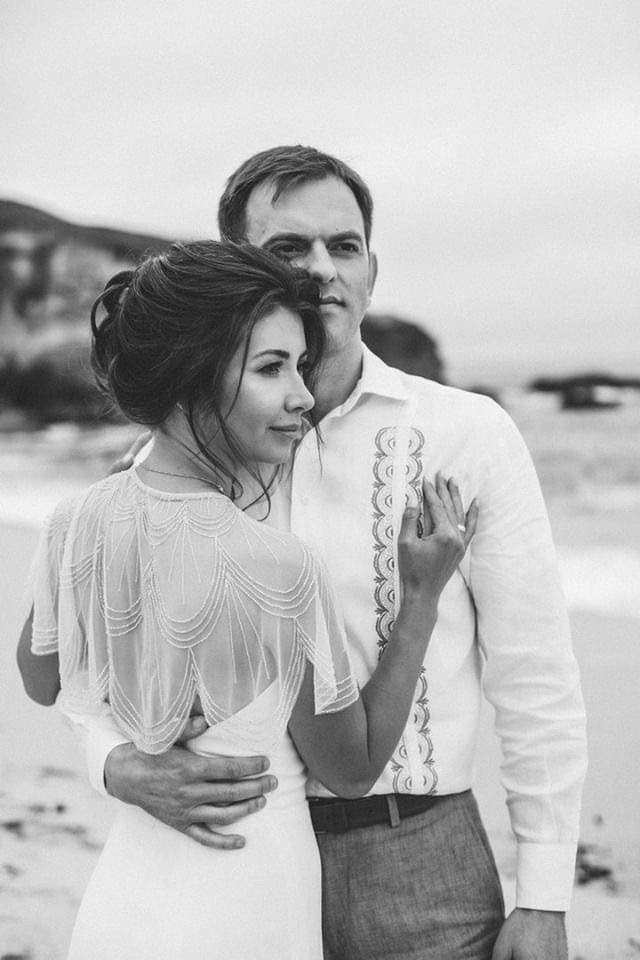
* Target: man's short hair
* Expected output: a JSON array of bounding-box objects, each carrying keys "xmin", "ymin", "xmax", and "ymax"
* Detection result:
[{"xmin": 218, "ymin": 145, "xmax": 374, "ymax": 246}]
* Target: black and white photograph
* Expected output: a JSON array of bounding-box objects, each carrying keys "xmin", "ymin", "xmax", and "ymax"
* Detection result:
[{"xmin": 1, "ymin": 2, "xmax": 638, "ymax": 957}]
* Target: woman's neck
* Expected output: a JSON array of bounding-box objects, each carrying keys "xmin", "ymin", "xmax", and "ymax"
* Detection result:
[
  {"xmin": 139, "ymin": 422, "xmax": 230, "ymax": 495},
  {"xmin": 140, "ymin": 420, "xmax": 281, "ymax": 510}
]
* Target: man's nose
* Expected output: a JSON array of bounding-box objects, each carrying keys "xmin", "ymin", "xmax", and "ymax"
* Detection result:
[{"xmin": 306, "ymin": 241, "xmax": 337, "ymax": 284}]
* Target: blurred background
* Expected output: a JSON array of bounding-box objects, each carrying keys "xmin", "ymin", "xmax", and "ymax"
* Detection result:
[{"xmin": 1, "ymin": 1, "xmax": 639, "ymax": 957}]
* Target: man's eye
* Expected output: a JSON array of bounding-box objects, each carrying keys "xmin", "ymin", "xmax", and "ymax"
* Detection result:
[
  {"xmin": 270, "ymin": 243, "xmax": 304, "ymax": 260},
  {"xmin": 334, "ymin": 242, "xmax": 360, "ymax": 254}
]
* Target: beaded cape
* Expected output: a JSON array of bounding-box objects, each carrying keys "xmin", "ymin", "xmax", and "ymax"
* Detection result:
[{"xmin": 30, "ymin": 470, "xmax": 359, "ymax": 754}]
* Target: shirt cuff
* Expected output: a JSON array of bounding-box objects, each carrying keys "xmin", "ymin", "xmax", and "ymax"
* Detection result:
[
  {"xmin": 516, "ymin": 842, "xmax": 577, "ymax": 911},
  {"xmin": 86, "ymin": 724, "xmax": 131, "ymax": 797}
]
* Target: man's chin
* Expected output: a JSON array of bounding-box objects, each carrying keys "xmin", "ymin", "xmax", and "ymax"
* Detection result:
[
  {"xmin": 321, "ymin": 326, "xmax": 362, "ymax": 358},
  {"xmin": 320, "ymin": 304, "xmax": 350, "ymax": 328}
]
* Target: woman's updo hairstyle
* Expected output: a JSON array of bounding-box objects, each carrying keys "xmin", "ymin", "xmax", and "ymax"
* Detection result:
[
  {"xmin": 91, "ymin": 240, "xmax": 323, "ymax": 427},
  {"xmin": 91, "ymin": 241, "xmax": 324, "ymax": 505}
]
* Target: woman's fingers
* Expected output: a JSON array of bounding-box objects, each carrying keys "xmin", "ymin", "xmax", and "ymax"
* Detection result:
[
  {"xmin": 408, "ymin": 476, "xmax": 478, "ymax": 547},
  {"xmin": 463, "ymin": 499, "xmax": 479, "ymax": 547},
  {"xmin": 418, "ymin": 478, "xmax": 434, "ymax": 537},
  {"xmin": 435, "ymin": 472, "xmax": 465, "ymax": 533},
  {"xmin": 434, "ymin": 472, "xmax": 455, "ymax": 514},
  {"xmin": 422, "ymin": 479, "xmax": 450, "ymax": 533},
  {"xmin": 425, "ymin": 475, "xmax": 478, "ymax": 545},
  {"xmin": 447, "ymin": 478, "xmax": 466, "ymax": 527},
  {"xmin": 398, "ymin": 504, "xmax": 422, "ymax": 544}
]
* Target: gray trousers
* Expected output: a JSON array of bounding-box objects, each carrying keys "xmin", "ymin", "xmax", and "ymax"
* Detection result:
[{"xmin": 316, "ymin": 791, "xmax": 505, "ymax": 960}]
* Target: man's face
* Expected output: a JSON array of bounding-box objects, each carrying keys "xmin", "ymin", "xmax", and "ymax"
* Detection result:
[{"xmin": 243, "ymin": 176, "xmax": 378, "ymax": 355}]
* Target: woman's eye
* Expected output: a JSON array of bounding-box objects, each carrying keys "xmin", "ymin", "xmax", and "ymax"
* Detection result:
[{"xmin": 259, "ymin": 362, "xmax": 281, "ymax": 376}]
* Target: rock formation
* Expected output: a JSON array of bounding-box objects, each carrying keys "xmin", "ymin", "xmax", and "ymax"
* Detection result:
[
  {"xmin": 0, "ymin": 199, "xmax": 445, "ymax": 424},
  {"xmin": 361, "ymin": 312, "xmax": 445, "ymax": 383}
]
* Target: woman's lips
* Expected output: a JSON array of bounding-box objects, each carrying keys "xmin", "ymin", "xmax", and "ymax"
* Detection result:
[{"xmin": 270, "ymin": 425, "xmax": 302, "ymax": 436}]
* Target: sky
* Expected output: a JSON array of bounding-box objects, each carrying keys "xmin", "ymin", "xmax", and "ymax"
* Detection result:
[{"xmin": 1, "ymin": 0, "xmax": 638, "ymax": 385}]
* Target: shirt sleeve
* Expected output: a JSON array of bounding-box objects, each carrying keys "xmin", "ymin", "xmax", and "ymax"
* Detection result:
[
  {"xmin": 468, "ymin": 400, "xmax": 587, "ymax": 911},
  {"xmin": 58, "ymin": 698, "xmax": 131, "ymax": 797}
]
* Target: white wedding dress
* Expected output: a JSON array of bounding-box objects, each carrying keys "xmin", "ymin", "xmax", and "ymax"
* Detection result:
[
  {"xmin": 68, "ymin": 691, "xmax": 323, "ymax": 959},
  {"xmin": 30, "ymin": 470, "xmax": 358, "ymax": 960}
]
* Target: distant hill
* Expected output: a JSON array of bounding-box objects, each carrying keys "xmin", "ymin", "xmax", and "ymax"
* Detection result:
[
  {"xmin": 0, "ymin": 199, "xmax": 172, "ymax": 333},
  {"xmin": 0, "ymin": 199, "xmax": 171, "ymax": 261},
  {"xmin": 0, "ymin": 198, "xmax": 445, "ymax": 425}
]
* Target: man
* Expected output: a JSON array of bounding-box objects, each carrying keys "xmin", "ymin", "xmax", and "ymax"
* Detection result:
[{"xmin": 20, "ymin": 146, "xmax": 586, "ymax": 959}]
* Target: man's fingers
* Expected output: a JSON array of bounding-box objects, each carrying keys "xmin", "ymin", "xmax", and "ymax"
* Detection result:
[
  {"xmin": 176, "ymin": 715, "xmax": 208, "ymax": 743},
  {"xmin": 128, "ymin": 430, "xmax": 153, "ymax": 460},
  {"xmin": 108, "ymin": 453, "xmax": 135, "ymax": 475},
  {"xmin": 108, "ymin": 431, "xmax": 152, "ymax": 475},
  {"xmin": 177, "ymin": 786, "xmax": 279, "ymax": 847},
  {"xmin": 185, "ymin": 775, "xmax": 278, "ymax": 807},
  {"xmin": 191, "ymin": 794, "xmax": 269, "ymax": 828},
  {"xmin": 187, "ymin": 753, "xmax": 272, "ymax": 783},
  {"xmin": 184, "ymin": 823, "xmax": 246, "ymax": 849}
]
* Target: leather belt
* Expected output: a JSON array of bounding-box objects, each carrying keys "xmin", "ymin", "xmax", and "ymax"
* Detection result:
[{"xmin": 309, "ymin": 792, "xmax": 457, "ymax": 835}]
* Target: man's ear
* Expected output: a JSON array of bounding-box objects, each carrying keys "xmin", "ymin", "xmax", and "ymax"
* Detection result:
[{"xmin": 367, "ymin": 251, "xmax": 379, "ymax": 304}]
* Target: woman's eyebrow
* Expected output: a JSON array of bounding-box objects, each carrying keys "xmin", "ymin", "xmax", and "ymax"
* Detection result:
[{"xmin": 251, "ymin": 349, "xmax": 290, "ymax": 360}]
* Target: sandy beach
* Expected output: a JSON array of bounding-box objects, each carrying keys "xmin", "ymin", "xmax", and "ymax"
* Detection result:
[{"xmin": 1, "ymin": 402, "xmax": 640, "ymax": 958}]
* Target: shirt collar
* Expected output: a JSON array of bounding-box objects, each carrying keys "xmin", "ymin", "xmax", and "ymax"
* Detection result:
[
  {"xmin": 322, "ymin": 343, "xmax": 409, "ymax": 423},
  {"xmin": 356, "ymin": 343, "xmax": 409, "ymax": 402}
]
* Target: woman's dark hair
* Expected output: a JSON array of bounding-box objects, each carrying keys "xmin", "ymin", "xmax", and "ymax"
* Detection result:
[{"xmin": 91, "ymin": 240, "xmax": 324, "ymax": 506}]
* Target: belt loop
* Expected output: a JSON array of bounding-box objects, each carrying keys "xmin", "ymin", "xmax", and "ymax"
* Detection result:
[{"xmin": 386, "ymin": 795, "xmax": 401, "ymax": 828}]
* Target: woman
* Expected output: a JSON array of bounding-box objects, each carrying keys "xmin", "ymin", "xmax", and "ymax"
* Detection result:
[{"xmin": 22, "ymin": 240, "xmax": 477, "ymax": 959}]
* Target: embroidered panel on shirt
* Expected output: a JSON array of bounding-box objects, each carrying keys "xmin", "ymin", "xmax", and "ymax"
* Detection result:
[{"xmin": 372, "ymin": 426, "xmax": 437, "ymax": 793}]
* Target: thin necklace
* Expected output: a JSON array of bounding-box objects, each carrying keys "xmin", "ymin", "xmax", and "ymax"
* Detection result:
[{"xmin": 138, "ymin": 463, "xmax": 226, "ymax": 496}]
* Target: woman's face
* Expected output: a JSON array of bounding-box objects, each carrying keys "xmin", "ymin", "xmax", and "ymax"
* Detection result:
[{"xmin": 215, "ymin": 306, "xmax": 315, "ymax": 465}]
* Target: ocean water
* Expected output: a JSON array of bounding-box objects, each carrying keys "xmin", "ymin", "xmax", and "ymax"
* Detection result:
[
  {"xmin": 448, "ymin": 350, "xmax": 640, "ymax": 392},
  {"xmin": 2, "ymin": 393, "xmax": 639, "ymax": 620},
  {"xmin": 0, "ymin": 422, "xmax": 140, "ymax": 526}
]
